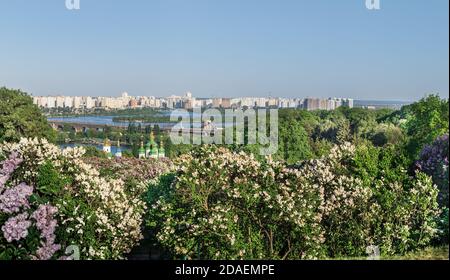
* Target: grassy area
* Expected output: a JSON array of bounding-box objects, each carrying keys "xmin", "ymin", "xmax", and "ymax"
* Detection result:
[
  {"xmin": 329, "ymin": 246, "xmax": 449, "ymax": 260},
  {"xmin": 382, "ymin": 246, "xmax": 449, "ymax": 260}
]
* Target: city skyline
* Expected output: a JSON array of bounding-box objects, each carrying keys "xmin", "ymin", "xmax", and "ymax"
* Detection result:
[
  {"xmin": 30, "ymin": 90, "xmax": 409, "ymax": 102},
  {"xmin": 1, "ymin": 0, "xmax": 448, "ymax": 100},
  {"xmin": 32, "ymin": 91, "xmax": 356, "ymax": 111}
]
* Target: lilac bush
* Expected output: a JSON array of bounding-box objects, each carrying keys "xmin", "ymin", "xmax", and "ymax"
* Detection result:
[
  {"xmin": 83, "ymin": 156, "xmax": 173, "ymax": 196},
  {"xmin": 1, "ymin": 138, "xmax": 147, "ymax": 260},
  {"xmin": 147, "ymin": 144, "xmax": 440, "ymax": 259},
  {"xmin": 0, "ymin": 147, "xmax": 62, "ymax": 260},
  {"xmin": 416, "ymin": 134, "xmax": 449, "ymax": 207}
]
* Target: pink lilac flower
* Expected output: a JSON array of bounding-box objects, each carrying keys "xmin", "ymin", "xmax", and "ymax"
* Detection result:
[
  {"xmin": 1, "ymin": 212, "xmax": 32, "ymax": 242},
  {"xmin": 0, "ymin": 183, "xmax": 34, "ymax": 214}
]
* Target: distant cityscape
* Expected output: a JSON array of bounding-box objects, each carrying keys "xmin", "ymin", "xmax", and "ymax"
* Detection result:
[
  {"xmin": 33, "ymin": 91, "xmax": 415, "ymax": 111},
  {"xmin": 33, "ymin": 92, "xmax": 361, "ymax": 111}
]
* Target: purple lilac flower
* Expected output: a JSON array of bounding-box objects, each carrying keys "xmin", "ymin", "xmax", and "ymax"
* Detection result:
[
  {"xmin": 31, "ymin": 204, "xmax": 61, "ymax": 260},
  {"xmin": 1, "ymin": 213, "xmax": 32, "ymax": 242},
  {"xmin": 416, "ymin": 135, "xmax": 449, "ymax": 176},
  {"xmin": 416, "ymin": 134, "xmax": 449, "ymax": 207},
  {"xmin": 0, "ymin": 152, "xmax": 23, "ymax": 174},
  {"xmin": 0, "ymin": 176, "xmax": 8, "ymax": 189},
  {"xmin": 32, "ymin": 205, "xmax": 58, "ymax": 239},
  {"xmin": 0, "ymin": 152, "xmax": 23, "ymax": 192},
  {"xmin": 33, "ymin": 240, "xmax": 62, "ymax": 260},
  {"xmin": 0, "ymin": 183, "xmax": 34, "ymax": 214}
]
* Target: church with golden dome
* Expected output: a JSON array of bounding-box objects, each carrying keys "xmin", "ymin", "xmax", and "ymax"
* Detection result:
[
  {"xmin": 102, "ymin": 132, "xmax": 165, "ymax": 159},
  {"xmin": 138, "ymin": 132, "xmax": 165, "ymax": 159}
]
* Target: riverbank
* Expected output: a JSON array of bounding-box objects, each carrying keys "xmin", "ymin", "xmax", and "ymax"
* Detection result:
[
  {"xmin": 59, "ymin": 141, "xmax": 132, "ymax": 154},
  {"xmin": 48, "ymin": 115, "xmax": 176, "ymax": 129},
  {"xmin": 44, "ymin": 107, "xmax": 170, "ymax": 118}
]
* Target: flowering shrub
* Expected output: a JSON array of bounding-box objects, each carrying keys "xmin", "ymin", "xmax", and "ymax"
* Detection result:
[
  {"xmin": 0, "ymin": 151, "xmax": 61, "ymax": 260},
  {"xmin": 416, "ymin": 134, "xmax": 449, "ymax": 208},
  {"xmin": 147, "ymin": 146, "xmax": 325, "ymax": 260},
  {"xmin": 367, "ymin": 172, "xmax": 440, "ymax": 255},
  {"xmin": 324, "ymin": 143, "xmax": 439, "ymax": 256},
  {"xmin": 146, "ymin": 144, "xmax": 440, "ymax": 259},
  {"xmin": 0, "ymin": 138, "xmax": 146, "ymax": 260},
  {"xmin": 83, "ymin": 157, "xmax": 173, "ymax": 197},
  {"xmin": 292, "ymin": 143, "xmax": 373, "ymax": 257}
]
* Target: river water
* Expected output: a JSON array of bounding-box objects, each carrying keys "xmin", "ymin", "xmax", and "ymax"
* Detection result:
[
  {"xmin": 48, "ymin": 113, "xmax": 234, "ymax": 129},
  {"xmin": 47, "ymin": 115, "xmax": 176, "ymax": 129}
]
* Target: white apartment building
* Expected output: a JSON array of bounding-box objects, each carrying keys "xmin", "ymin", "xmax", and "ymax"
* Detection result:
[
  {"xmin": 46, "ymin": 97, "xmax": 56, "ymax": 108},
  {"xmin": 73, "ymin": 96, "xmax": 82, "ymax": 109},
  {"xmin": 55, "ymin": 96, "xmax": 64, "ymax": 108},
  {"xmin": 84, "ymin": 96, "xmax": 95, "ymax": 109},
  {"xmin": 64, "ymin": 96, "xmax": 74, "ymax": 108}
]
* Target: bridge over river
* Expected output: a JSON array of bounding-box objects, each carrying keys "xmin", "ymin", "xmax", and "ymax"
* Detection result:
[{"xmin": 48, "ymin": 119, "xmax": 221, "ymax": 135}]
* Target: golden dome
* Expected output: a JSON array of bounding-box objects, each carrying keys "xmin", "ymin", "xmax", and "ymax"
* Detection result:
[{"xmin": 103, "ymin": 138, "xmax": 111, "ymax": 146}]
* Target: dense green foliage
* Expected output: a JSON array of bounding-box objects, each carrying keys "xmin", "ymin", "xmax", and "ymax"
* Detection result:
[
  {"xmin": 437, "ymin": 208, "xmax": 449, "ymax": 245},
  {"xmin": 0, "ymin": 88, "xmax": 56, "ymax": 142},
  {"xmin": 404, "ymin": 95, "xmax": 449, "ymax": 158}
]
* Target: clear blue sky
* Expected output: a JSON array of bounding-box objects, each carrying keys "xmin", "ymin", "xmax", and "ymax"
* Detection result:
[{"xmin": 0, "ymin": 0, "xmax": 448, "ymax": 100}]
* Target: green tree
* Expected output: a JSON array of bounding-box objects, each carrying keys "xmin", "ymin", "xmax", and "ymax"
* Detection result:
[
  {"xmin": 277, "ymin": 118, "xmax": 313, "ymax": 164},
  {"xmin": 0, "ymin": 87, "xmax": 56, "ymax": 142},
  {"xmin": 335, "ymin": 118, "xmax": 351, "ymax": 144},
  {"xmin": 370, "ymin": 123, "xmax": 405, "ymax": 147},
  {"xmin": 405, "ymin": 94, "xmax": 449, "ymax": 158}
]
